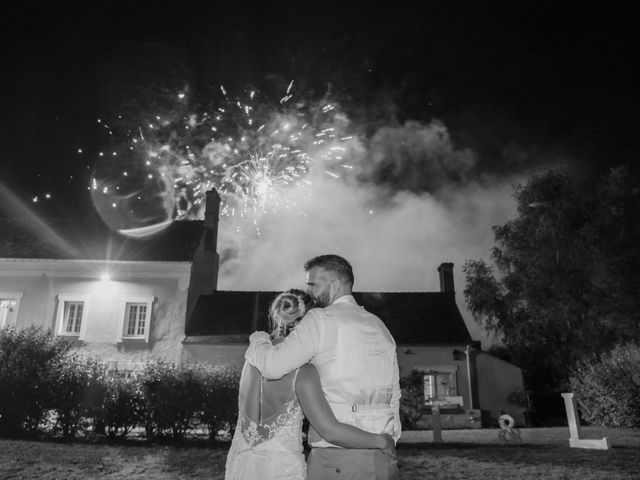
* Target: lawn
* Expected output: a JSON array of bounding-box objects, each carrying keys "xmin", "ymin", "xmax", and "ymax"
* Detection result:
[{"xmin": 0, "ymin": 427, "xmax": 638, "ymax": 479}]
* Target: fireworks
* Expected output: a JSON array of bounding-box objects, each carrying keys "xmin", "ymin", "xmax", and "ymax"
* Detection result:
[{"xmin": 88, "ymin": 83, "xmax": 356, "ymax": 236}]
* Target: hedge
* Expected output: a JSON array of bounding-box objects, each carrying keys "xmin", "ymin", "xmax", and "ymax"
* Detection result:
[
  {"xmin": 0, "ymin": 326, "xmax": 241, "ymax": 440},
  {"xmin": 570, "ymin": 342, "xmax": 640, "ymax": 428},
  {"xmin": 0, "ymin": 327, "xmax": 71, "ymax": 436}
]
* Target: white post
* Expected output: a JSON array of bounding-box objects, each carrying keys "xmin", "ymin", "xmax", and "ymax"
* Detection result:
[
  {"xmin": 561, "ymin": 393, "xmax": 610, "ymax": 450},
  {"xmin": 465, "ymin": 345, "xmax": 473, "ymax": 409},
  {"xmin": 431, "ymin": 401, "xmax": 442, "ymax": 443}
]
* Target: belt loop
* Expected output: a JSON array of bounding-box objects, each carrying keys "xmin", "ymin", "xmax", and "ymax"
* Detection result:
[{"xmin": 352, "ymin": 405, "xmax": 357, "ymax": 413}]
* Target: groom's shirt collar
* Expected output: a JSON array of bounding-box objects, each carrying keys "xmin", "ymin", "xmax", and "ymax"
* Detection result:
[{"xmin": 331, "ymin": 294, "xmax": 356, "ymax": 306}]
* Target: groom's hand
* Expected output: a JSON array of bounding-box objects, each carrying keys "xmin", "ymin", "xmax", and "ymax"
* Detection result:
[{"xmin": 380, "ymin": 433, "xmax": 396, "ymax": 456}]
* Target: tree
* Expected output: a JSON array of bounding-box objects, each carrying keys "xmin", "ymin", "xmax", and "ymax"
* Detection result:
[
  {"xmin": 587, "ymin": 167, "xmax": 640, "ymax": 341},
  {"xmin": 464, "ymin": 166, "xmax": 640, "ymax": 391}
]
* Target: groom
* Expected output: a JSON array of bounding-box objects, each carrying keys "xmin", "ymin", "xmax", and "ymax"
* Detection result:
[{"xmin": 245, "ymin": 254, "xmax": 401, "ymax": 479}]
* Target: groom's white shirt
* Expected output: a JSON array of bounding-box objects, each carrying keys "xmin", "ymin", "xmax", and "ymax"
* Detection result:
[{"xmin": 245, "ymin": 295, "xmax": 401, "ymax": 447}]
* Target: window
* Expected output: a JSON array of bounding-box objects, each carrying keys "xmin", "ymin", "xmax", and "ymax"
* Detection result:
[
  {"xmin": 124, "ymin": 303, "xmax": 147, "ymax": 336},
  {"xmin": 119, "ymin": 296, "xmax": 154, "ymax": 342},
  {"xmin": 63, "ymin": 302, "xmax": 84, "ymax": 334},
  {"xmin": 414, "ymin": 364, "xmax": 459, "ymax": 407},
  {"xmin": 423, "ymin": 371, "xmax": 456, "ymax": 401},
  {"xmin": 56, "ymin": 294, "xmax": 90, "ymax": 339},
  {"xmin": 0, "ymin": 292, "xmax": 23, "ymax": 329}
]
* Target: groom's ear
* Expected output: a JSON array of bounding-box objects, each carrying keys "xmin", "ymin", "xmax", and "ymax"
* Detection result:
[{"xmin": 329, "ymin": 277, "xmax": 341, "ymax": 297}]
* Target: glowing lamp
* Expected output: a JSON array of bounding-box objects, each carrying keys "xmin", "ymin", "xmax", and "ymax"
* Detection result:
[{"xmin": 100, "ymin": 273, "xmax": 111, "ymax": 281}]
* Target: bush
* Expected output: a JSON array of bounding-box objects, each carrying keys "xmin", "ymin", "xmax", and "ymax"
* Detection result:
[
  {"xmin": 97, "ymin": 375, "xmax": 145, "ymax": 439},
  {"xmin": 0, "ymin": 327, "xmax": 71, "ymax": 436},
  {"xmin": 0, "ymin": 327, "xmax": 243, "ymax": 441},
  {"xmin": 399, "ymin": 369, "xmax": 429, "ymax": 430},
  {"xmin": 570, "ymin": 342, "xmax": 640, "ymax": 428},
  {"xmin": 134, "ymin": 360, "xmax": 204, "ymax": 440},
  {"xmin": 49, "ymin": 355, "xmax": 106, "ymax": 438},
  {"xmin": 198, "ymin": 363, "xmax": 240, "ymax": 440}
]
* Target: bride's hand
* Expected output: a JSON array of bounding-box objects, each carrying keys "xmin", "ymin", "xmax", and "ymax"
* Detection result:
[{"xmin": 249, "ymin": 331, "xmax": 270, "ymax": 343}]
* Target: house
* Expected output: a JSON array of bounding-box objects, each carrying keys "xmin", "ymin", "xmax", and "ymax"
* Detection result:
[
  {"xmin": 0, "ymin": 189, "xmax": 525, "ymax": 426},
  {"xmin": 0, "ymin": 190, "xmax": 220, "ymax": 369},
  {"xmin": 185, "ymin": 265, "xmax": 526, "ymax": 428}
]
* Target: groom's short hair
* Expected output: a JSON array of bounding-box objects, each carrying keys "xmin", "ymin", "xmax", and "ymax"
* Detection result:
[{"xmin": 304, "ymin": 254, "xmax": 354, "ymax": 287}]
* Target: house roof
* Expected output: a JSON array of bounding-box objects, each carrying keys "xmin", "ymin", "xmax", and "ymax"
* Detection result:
[
  {"xmin": 0, "ymin": 217, "xmax": 206, "ymax": 262},
  {"xmin": 185, "ymin": 290, "xmax": 473, "ymax": 345}
]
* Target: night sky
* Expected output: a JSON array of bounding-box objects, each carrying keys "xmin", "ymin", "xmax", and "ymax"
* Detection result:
[{"xmin": 2, "ymin": 1, "xmax": 637, "ymax": 209}]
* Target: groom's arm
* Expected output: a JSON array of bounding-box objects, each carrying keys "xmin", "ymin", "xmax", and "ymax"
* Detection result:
[{"xmin": 245, "ymin": 310, "xmax": 323, "ymax": 380}]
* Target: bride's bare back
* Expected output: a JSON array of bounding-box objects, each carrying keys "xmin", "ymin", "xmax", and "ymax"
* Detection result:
[
  {"xmin": 224, "ymin": 360, "xmax": 306, "ymax": 480},
  {"xmin": 238, "ymin": 361, "xmax": 298, "ymax": 427}
]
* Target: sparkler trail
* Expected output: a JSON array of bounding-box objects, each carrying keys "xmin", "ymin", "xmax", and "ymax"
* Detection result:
[{"xmin": 88, "ymin": 84, "xmax": 358, "ymax": 237}]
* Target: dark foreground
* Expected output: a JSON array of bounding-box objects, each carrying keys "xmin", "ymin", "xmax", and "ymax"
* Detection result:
[{"xmin": 0, "ymin": 427, "xmax": 638, "ymax": 479}]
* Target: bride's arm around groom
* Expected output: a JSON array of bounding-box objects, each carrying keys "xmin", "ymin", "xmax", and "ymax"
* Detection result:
[{"xmin": 245, "ymin": 306, "xmax": 323, "ymax": 379}]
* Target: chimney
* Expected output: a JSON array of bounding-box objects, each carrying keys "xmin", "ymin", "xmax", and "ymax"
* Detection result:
[
  {"xmin": 438, "ymin": 262, "xmax": 455, "ymax": 293},
  {"xmin": 204, "ymin": 189, "xmax": 221, "ymax": 252},
  {"xmin": 186, "ymin": 190, "xmax": 220, "ymax": 321}
]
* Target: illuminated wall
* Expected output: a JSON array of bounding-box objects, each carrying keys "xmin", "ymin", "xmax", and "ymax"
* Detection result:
[{"xmin": 0, "ymin": 258, "xmax": 192, "ymax": 367}]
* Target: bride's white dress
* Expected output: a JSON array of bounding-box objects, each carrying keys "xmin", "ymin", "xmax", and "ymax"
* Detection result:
[{"xmin": 225, "ymin": 362, "xmax": 306, "ymax": 480}]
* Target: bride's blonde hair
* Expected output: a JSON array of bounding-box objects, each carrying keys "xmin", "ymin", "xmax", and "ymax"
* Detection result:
[{"xmin": 269, "ymin": 289, "xmax": 315, "ymax": 340}]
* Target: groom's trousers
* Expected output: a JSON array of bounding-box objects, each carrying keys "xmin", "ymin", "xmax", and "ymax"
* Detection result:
[{"xmin": 307, "ymin": 447, "xmax": 399, "ymax": 480}]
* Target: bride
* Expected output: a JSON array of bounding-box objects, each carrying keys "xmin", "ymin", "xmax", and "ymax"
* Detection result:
[{"xmin": 225, "ymin": 289, "xmax": 393, "ymax": 479}]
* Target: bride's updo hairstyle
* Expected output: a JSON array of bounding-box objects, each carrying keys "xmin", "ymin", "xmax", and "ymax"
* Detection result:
[{"xmin": 269, "ymin": 289, "xmax": 315, "ymax": 340}]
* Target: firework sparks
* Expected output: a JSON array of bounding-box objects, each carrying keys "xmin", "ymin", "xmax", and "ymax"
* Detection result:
[{"xmin": 88, "ymin": 83, "xmax": 356, "ymax": 236}]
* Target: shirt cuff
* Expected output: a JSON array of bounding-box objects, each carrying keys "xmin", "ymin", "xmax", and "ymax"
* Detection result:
[{"xmin": 249, "ymin": 331, "xmax": 270, "ymax": 343}]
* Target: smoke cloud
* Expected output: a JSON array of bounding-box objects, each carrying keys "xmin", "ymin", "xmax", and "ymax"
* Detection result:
[
  {"xmin": 216, "ymin": 119, "xmax": 527, "ymax": 347},
  {"xmin": 360, "ymin": 120, "xmax": 478, "ymax": 191}
]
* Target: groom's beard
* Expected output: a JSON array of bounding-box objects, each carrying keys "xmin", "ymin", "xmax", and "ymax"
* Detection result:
[{"xmin": 314, "ymin": 287, "xmax": 331, "ymax": 308}]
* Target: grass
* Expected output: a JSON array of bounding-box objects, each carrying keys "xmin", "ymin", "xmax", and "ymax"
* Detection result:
[
  {"xmin": 0, "ymin": 427, "xmax": 638, "ymax": 479},
  {"xmin": 398, "ymin": 427, "xmax": 640, "ymax": 480}
]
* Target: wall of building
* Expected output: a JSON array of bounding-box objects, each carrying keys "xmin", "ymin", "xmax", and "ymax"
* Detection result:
[
  {"xmin": 182, "ymin": 343, "xmax": 247, "ymax": 366},
  {"xmin": 71, "ymin": 277, "xmax": 188, "ymax": 365},
  {"xmin": 184, "ymin": 344, "xmax": 473, "ymax": 410},
  {"xmin": 0, "ymin": 269, "xmax": 62, "ymax": 329},
  {"xmin": 180, "ymin": 342, "xmax": 526, "ymax": 429},
  {"xmin": 397, "ymin": 345, "xmax": 472, "ymax": 408},
  {"xmin": 398, "ymin": 346, "xmax": 527, "ymax": 428},
  {"xmin": 475, "ymin": 352, "xmax": 526, "ymax": 426},
  {"xmin": 0, "ymin": 261, "xmax": 191, "ymax": 367},
  {"xmin": 183, "ymin": 344, "xmax": 471, "ymax": 384}
]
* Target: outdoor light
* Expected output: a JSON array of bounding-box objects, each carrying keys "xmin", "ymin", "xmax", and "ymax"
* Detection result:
[{"xmin": 100, "ymin": 273, "xmax": 111, "ymax": 281}]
